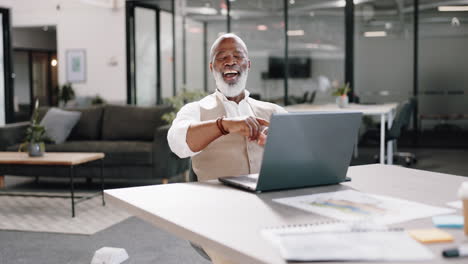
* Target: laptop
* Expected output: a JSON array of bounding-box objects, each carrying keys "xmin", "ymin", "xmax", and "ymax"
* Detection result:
[{"xmin": 218, "ymin": 111, "xmax": 363, "ymax": 192}]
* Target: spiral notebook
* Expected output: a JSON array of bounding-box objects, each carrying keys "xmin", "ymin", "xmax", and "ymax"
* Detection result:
[{"xmin": 262, "ymin": 221, "xmax": 434, "ymax": 262}]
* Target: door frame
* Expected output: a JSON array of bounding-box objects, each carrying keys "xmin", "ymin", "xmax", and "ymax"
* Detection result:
[
  {"xmin": 0, "ymin": 8, "xmax": 14, "ymax": 123},
  {"xmin": 13, "ymin": 48, "xmax": 57, "ymax": 119},
  {"xmin": 126, "ymin": 1, "xmax": 161, "ymax": 105}
]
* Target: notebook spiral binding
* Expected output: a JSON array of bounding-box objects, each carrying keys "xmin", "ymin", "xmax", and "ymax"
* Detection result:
[
  {"xmin": 263, "ymin": 219, "xmax": 343, "ymax": 230},
  {"xmin": 264, "ymin": 220, "xmax": 403, "ymax": 233}
]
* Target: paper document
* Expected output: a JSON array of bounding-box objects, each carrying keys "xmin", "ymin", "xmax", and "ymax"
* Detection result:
[
  {"xmin": 273, "ymin": 190, "xmax": 454, "ymax": 225},
  {"xmin": 262, "ymin": 223, "xmax": 434, "ymax": 262}
]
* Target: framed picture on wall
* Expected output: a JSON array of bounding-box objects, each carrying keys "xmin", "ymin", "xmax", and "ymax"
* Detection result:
[{"xmin": 66, "ymin": 49, "xmax": 86, "ymax": 83}]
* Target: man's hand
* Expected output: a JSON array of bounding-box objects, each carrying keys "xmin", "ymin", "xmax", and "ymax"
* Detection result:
[
  {"xmin": 222, "ymin": 116, "xmax": 269, "ymax": 142},
  {"xmin": 257, "ymin": 126, "xmax": 268, "ymax": 146}
]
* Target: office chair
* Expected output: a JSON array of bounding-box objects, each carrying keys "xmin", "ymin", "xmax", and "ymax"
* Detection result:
[
  {"xmin": 366, "ymin": 98, "xmax": 417, "ymax": 166},
  {"xmin": 302, "ymin": 91, "xmax": 310, "ymax": 103},
  {"xmin": 308, "ymin": 90, "xmax": 317, "ymax": 104}
]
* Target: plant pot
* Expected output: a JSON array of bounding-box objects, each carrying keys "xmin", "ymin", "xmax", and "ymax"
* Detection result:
[
  {"xmin": 28, "ymin": 142, "xmax": 45, "ymax": 157},
  {"xmin": 335, "ymin": 95, "xmax": 349, "ymax": 108}
]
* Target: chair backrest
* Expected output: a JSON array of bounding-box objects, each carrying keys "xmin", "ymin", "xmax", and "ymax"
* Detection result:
[
  {"xmin": 387, "ymin": 98, "xmax": 415, "ymax": 139},
  {"xmin": 308, "ymin": 90, "xmax": 317, "ymax": 103},
  {"xmin": 302, "ymin": 91, "xmax": 310, "ymax": 103}
]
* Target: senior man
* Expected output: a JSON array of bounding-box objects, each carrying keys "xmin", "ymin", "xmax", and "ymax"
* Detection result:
[
  {"xmin": 168, "ymin": 33, "xmax": 286, "ymax": 264},
  {"xmin": 168, "ymin": 33, "xmax": 286, "ymax": 182}
]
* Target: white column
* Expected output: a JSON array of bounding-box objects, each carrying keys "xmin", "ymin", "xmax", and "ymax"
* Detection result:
[
  {"xmin": 380, "ymin": 114, "xmax": 385, "ymax": 164},
  {"xmin": 387, "ymin": 110, "xmax": 394, "ymax": 165}
]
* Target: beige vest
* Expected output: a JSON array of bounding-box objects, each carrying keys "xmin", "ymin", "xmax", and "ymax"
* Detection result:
[{"xmin": 192, "ymin": 94, "xmax": 279, "ymax": 181}]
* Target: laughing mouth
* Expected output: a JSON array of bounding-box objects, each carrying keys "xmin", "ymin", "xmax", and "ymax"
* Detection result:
[{"xmin": 223, "ymin": 70, "xmax": 239, "ymax": 79}]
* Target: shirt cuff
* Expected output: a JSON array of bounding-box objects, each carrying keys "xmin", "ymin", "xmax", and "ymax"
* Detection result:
[{"xmin": 168, "ymin": 120, "xmax": 201, "ymax": 158}]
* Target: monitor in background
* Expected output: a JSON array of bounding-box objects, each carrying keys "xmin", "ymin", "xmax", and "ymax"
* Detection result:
[{"xmin": 267, "ymin": 57, "xmax": 312, "ymax": 79}]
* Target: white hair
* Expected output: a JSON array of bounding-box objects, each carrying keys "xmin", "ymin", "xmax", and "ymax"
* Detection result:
[{"xmin": 209, "ymin": 33, "xmax": 248, "ymax": 64}]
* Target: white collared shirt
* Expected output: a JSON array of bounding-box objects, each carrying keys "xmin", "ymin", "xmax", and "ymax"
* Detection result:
[{"xmin": 167, "ymin": 90, "xmax": 255, "ymax": 158}]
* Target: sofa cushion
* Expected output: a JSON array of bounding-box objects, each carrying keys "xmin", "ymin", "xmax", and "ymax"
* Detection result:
[
  {"xmin": 102, "ymin": 105, "xmax": 171, "ymax": 141},
  {"xmin": 43, "ymin": 141, "xmax": 153, "ymax": 165},
  {"xmin": 67, "ymin": 106, "xmax": 104, "ymax": 140},
  {"xmin": 38, "ymin": 106, "xmax": 104, "ymax": 140},
  {"xmin": 40, "ymin": 108, "xmax": 81, "ymax": 144}
]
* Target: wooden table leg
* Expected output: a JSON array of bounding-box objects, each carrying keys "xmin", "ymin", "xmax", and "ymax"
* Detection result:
[{"xmin": 0, "ymin": 175, "xmax": 4, "ymax": 188}]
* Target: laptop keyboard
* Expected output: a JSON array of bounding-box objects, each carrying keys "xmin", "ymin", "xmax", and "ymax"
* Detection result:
[{"xmin": 239, "ymin": 176, "xmax": 257, "ymax": 183}]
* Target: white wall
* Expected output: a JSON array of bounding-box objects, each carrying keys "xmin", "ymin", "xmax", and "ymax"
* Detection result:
[{"xmin": 0, "ymin": 0, "xmax": 127, "ymax": 104}]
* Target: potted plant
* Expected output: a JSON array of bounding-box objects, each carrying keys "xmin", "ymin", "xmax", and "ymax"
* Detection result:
[
  {"xmin": 332, "ymin": 82, "xmax": 351, "ymax": 108},
  {"xmin": 162, "ymin": 89, "xmax": 207, "ymax": 124},
  {"xmin": 59, "ymin": 83, "xmax": 75, "ymax": 107},
  {"xmin": 91, "ymin": 94, "xmax": 106, "ymax": 105},
  {"xmin": 19, "ymin": 100, "xmax": 48, "ymax": 157}
]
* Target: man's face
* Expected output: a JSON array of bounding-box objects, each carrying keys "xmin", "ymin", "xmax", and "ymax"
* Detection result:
[{"xmin": 210, "ymin": 38, "xmax": 250, "ymax": 86}]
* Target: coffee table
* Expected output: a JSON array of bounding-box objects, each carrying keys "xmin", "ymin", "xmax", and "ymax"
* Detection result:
[{"xmin": 0, "ymin": 152, "xmax": 105, "ymax": 217}]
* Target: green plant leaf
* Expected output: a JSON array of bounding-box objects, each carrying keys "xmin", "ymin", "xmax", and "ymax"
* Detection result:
[{"xmin": 161, "ymin": 89, "xmax": 208, "ymax": 124}]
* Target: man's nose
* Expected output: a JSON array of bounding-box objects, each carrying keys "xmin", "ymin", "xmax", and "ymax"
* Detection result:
[{"xmin": 224, "ymin": 56, "xmax": 237, "ymax": 66}]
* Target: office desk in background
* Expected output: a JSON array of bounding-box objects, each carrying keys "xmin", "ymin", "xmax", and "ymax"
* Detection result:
[
  {"xmin": 105, "ymin": 165, "xmax": 467, "ymax": 264},
  {"xmin": 285, "ymin": 103, "xmax": 398, "ymax": 165}
]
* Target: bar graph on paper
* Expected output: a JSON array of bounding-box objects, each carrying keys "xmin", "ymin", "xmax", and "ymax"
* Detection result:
[{"xmin": 273, "ymin": 190, "xmax": 454, "ymax": 225}]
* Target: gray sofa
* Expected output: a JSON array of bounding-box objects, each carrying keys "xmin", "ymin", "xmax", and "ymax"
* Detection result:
[{"xmin": 0, "ymin": 104, "xmax": 188, "ymax": 182}]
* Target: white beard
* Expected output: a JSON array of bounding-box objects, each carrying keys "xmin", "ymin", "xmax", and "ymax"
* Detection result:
[{"xmin": 213, "ymin": 69, "xmax": 249, "ymax": 98}]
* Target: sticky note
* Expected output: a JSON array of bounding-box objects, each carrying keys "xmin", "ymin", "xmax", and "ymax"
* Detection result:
[
  {"xmin": 432, "ymin": 215, "xmax": 464, "ymax": 229},
  {"xmin": 408, "ymin": 228, "xmax": 454, "ymax": 243}
]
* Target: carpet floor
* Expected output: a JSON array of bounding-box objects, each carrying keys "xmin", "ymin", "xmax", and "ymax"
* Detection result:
[
  {"xmin": 0, "ymin": 217, "xmax": 210, "ymax": 264},
  {"xmin": 0, "ymin": 193, "xmax": 131, "ymax": 235}
]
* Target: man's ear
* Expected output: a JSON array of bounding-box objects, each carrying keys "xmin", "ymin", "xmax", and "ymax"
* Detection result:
[{"xmin": 209, "ymin": 63, "xmax": 213, "ymax": 72}]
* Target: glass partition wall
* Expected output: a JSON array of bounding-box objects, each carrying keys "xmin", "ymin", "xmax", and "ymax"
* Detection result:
[
  {"xmin": 230, "ymin": 0, "xmax": 285, "ymax": 103},
  {"xmin": 126, "ymin": 0, "xmax": 468, "ymax": 144},
  {"xmin": 127, "ymin": 0, "xmax": 346, "ymax": 106},
  {"xmin": 418, "ymin": 0, "xmax": 468, "ymax": 131},
  {"xmin": 354, "ymin": 0, "xmax": 414, "ymax": 105},
  {"xmin": 288, "ymin": 1, "xmax": 345, "ymax": 105}
]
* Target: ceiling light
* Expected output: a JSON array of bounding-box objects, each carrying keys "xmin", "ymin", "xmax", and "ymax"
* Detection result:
[
  {"xmin": 287, "ymin": 30, "xmax": 304, "ymax": 36},
  {"xmin": 51, "ymin": 59, "xmax": 58, "ymax": 67},
  {"xmin": 306, "ymin": 43, "xmax": 338, "ymax": 51},
  {"xmin": 257, "ymin": 25, "xmax": 268, "ymax": 31},
  {"xmin": 337, "ymin": 0, "xmax": 361, "ymax": 7},
  {"xmin": 289, "ymin": 0, "xmax": 295, "ymax": 4},
  {"xmin": 364, "ymin": 31, "xmax": 387, "ymax": 37},
  {"xmin": 201, "ymin": 7, "xmax": 218, "ymax": 15},
  {"xmin": 438, "ymin": 6, "xmax": 468, "ymax": 12},
  {"xmin": 309, "ymin": 11, "xmax": 315, "ymax": 17}
]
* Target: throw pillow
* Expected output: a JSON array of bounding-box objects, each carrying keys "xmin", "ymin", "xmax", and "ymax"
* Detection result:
[{"xmin": 40, "ymin": 108, "xmax": 81, "ymax": 144}]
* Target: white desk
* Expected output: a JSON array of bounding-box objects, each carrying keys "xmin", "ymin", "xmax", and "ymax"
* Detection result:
[
  {"xmin": 105, "ymin": 165, "xmax": 467, "ymax": 264},
  {"xmin": 285, "ymin": 103, "xmax": 398, "ymax": 164}
]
